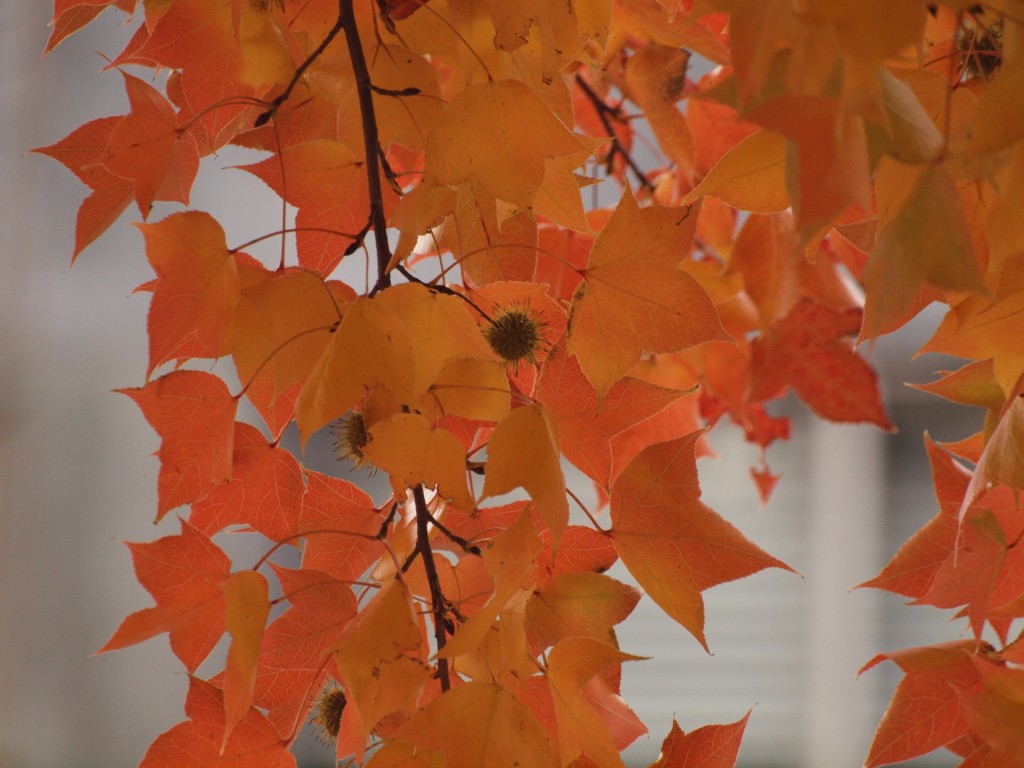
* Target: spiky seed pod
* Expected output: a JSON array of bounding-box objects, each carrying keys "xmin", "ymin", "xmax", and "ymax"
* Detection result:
[
  {"xmin": 485, "ymin": 306, "xmax": 546, "ymax": 367},
  {"xmin": 311, "ymin": 686, "xmax": 347, "ymax": 745},
  {"xmin": 332, "ymin": 411, "xmax": 369, "ymax": 468},
  {"xmin": 955, "ymin": 16, "xmax": 1003, "ymax": 80}
]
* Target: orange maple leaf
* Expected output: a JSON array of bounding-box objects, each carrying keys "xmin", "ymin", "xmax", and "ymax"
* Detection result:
[
  {"xmin": 97, "ymin": 519, "xmax": 231, "ymax": 672},
  {"xmin": 139, "ymin": 677, "xmax": 294, "ymax": 768},
  {"xmin": 538, "ymin": 337, "xmax": 683, "ymax": 487},
  {"xmin": 242, "ymin": 139, "xmax": 397, "ymax": 276},
  {"xmin": 568, "ymin": 191, "xmax": 728, "ymax": 397},
  {"xmin": 610, "ymin": 430, "xmax": 792, "ymax": 650},
  {"xmin": 749, "ymin": 299, "xmax": 892, "ymax": 429},
  {"xmin": 137, "ymin": 211, "xmax": 240, "ymax": 376},
  {"xmin": 254, "ymin": 565, "xmax": 357, "ymax": 738},
  {"xmin": 45, "ymin": 0, "xmax": 138, "ymax": 54},
  {"xmin": 861, "ymin": 641, "xmax": 984, "ymax": 768},
  {"xmin": 130, "ymin": 0, "xmax": 289, "ymax": 144},
  {"xmin": 647, "ymin": 712, "xmax": 751, "ymax": 768},
  {"xmin": 119, "ymin": 371, "xmax": 237, "ymax": 518},
  {"xmin": 393, "ymin": 682, "xmax": 557, "ymax": 768},
  {"xmin": 105, "ymin": 71, "xmax": 200, "ymax": 217},
  {"xmin": 189, "ymin": 423, "xmax": 304, "ymax": 541}
]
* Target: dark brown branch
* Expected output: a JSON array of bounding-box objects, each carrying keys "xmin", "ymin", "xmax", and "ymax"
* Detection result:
[
  {"xmin": 377, "ymin": 146, "xmax": 402, "ymax": 195},
  {"xmin": 422, "ymin": 505, "xmax": 482, "ymax": 556},
  {"xmin": 343, "ymin": 217, "xmax": 373, "ymax": 257},
  {"xmin": 574, "ymin": 74, "xmax": 655, "ymax": 192},
  {"xmin": 413, "ymin": 484, "xmax": 451, "ymax": 692},
  {"xmin": 377, "ymin": 502, "xmax": 398, "ymax": 539},
  {"xmin": 370, "ymin": 84, "xmax": 422, "ymax": 97},
  {"xmin": 341, "ymin": 0, "xmax": 394, "ymax": 292}
]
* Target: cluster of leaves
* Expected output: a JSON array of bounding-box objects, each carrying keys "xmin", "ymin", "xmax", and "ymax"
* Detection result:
[{"xmin": 35, "ymin": 0, "xmax": 1024, "ymax": 766}]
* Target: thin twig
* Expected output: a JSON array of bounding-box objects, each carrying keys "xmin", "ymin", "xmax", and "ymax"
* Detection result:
[
  {"xmin": 394, "ymin": 264, "xmax": 492, "ymax": 320},
  {"xmin": 422, "ymin": 505, "xmax": 482, "ymax": 555},
  {"xmin": 574, "ymin": 74, "xmax": 655, "ymax": 192},
  {"xmin": 255, "ymin": 8, "xmax": 346, "ymax": 127}
]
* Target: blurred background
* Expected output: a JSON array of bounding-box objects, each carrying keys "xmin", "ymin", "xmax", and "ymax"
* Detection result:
[{"xmin": 0, "ymin": 4, "xmax": 982, "ymax": 767}]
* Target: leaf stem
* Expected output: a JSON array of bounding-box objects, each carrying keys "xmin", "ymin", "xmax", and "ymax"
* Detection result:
[
  {"xmin": 229, "ymin": 226, "xmax": 365, "ymax": 255},
  {"xmin": 251, "ymin": 524, "xmax": 383, "ymax": 571},
  {"xmin": 566, "ymin": 486, "xmax": 607, "ymax": 534}
]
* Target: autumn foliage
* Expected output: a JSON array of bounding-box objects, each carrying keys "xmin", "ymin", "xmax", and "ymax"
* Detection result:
[{"xmin": 36, "ymin": 0, "xmax": 1024, "ymax": 765}]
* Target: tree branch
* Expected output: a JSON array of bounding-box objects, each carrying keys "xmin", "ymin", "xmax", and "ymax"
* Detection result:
[
  {"xmin": 413, "ymin": 484, "xmax": 451, "ymax": 691},
  {"xmin": 421, "ymin": 505, "xmax": 482, "ymax": 556},
  {"xmin": 341, "ymin": 0, "xmax": 394, "ymax": 291}
]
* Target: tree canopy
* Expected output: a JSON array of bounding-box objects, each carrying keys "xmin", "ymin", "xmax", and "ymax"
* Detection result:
[{"xmin": 36, "ymin": 1, "xmax": 1024, "ymax": 766}]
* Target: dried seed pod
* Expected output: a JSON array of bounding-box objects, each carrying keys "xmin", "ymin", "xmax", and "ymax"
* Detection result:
[
  {"xmin": 332, "ymin": 411, "xmax": 369, "ymax": 469},
  {"xmin": 954, "ymin": 16, "xmax": 1003, "ymax": 80},
  {"xmin": 311, "ymin": 685, "xmax": 347, "ymax": 744},
  {"xmin": 485, "ymin": 306, "xmax": 546, "ymax": 367}
]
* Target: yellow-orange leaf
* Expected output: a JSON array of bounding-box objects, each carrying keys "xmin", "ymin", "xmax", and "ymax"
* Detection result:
[
  {"xmin": 527, "ymin": 571, "xmax": 641, "ymax": 647},
  {"xmin": 878, "ymin": 69, "xmax": 943, "ymax": 164},
  {"xmin": 441, "ymin": 509, "xmax": 542, "ymax": 659},
  {"xmin": 862, "ymin": 164, "xmax": 987, "ymax": 341},
  {"xmin": 547, "ymin": 637, "xmax": 645, "ymax": 767},
  {"xmin": 230, "ymin": 267, "xmax": 352, "ymax": 439},
  {"xmin": 482, "ymin": 405, "xmax": 569, "ymax": 544},
  {"xmin": 389, "ymin": 180, "xmax": 457, "ymax": 264},
  {"xmin": 425, "ymin": 79, "xmax": 589, "ymax": 209},
  {"xmin": 961, "ymin": 397, "xmax": 1024, "ymax": 521},
  {"xmin": 568, "ymin": 191, "xmax": 728, "ymax": 397},
  {"xmin": 426, "ymin": 357, "xmax": 511, "ymax": 423},
  {"xmin": 534, "ymin": 153, "xmax": 598, "ymax": 233},
  {"xmin": 222, "ymin": 569, "xmax": 270, "ymax": 747},
  {"xmin": 960, "ymin": 55, "xmax": 1024, "ymax": 162},
  {"xmin": 609, "ymin": 431, "xmax": 792, "ymax": 650},
  {"xmin": 625, "ymin": 45, "xmax": 695, "ymax": 174},
  {"xmin": 688, "ymin": 129, "xmax": 789, "ymax": 213},
  {"xmin": 377, "ymin": 282, "xmax": 497, "ymax": 398},
  {"xmin": 363, "ymin": 413, "xmax": 475, "ymax": 511},
  {"xmin": 332, "ymin": 581, "xmax": 428, "ymax": 752},
  {"xmin": 394, "ymin": 682, "xmax": 557, "ymax": 768},
  {"xmin": 296, "ymin": 296, "xmax": 415, "ymax": 443},
  {"xmin": 909, "ymin": 360, "xmax": 1005, "ymax": 414},
  {"xmin": 921, "ymin": 283, "xmax": 1024, "ymax": 396}
]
